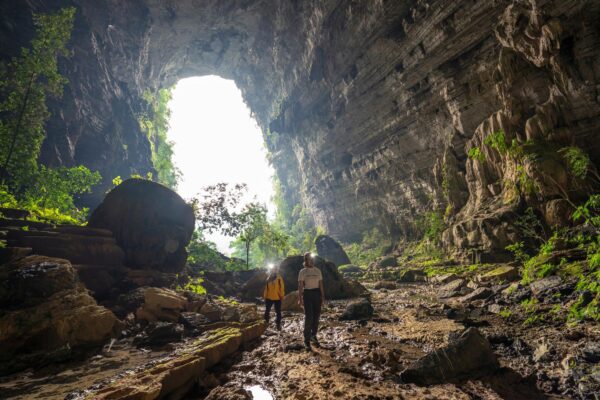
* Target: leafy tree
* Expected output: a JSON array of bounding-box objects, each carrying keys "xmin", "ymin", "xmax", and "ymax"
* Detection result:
[
  {"xmin": 0, "ymin": 7, "xmax": 76, "ymax": 187},
  {"xmin": 139, "ymin": 88, "xmax": 180, "ymax": 189},
  {"xmin": 236, "ymin": 202, "xmax": 268, "ymax": 269},
  {"xmin": 191, "ymin": 183, "xmax": 248, "ymax": 237}
]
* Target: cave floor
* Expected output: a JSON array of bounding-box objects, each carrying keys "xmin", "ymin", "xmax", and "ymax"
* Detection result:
[
  {"xmin": 0, "ymin": 282, "xmax": 596, "ymax": 399},
  {"xmin": 198, "ymin": 283, "xmax": 579, "ymax": 400}
]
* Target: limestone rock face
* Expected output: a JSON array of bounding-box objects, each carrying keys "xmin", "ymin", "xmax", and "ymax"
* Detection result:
[
  {"xmin": 0, "ymin": 256, "xmax": 120, "ymax": 374},
  {"xmin": 89, "ymin": 179, "xmax": 195, "ymax": 273},
  {"xmin": 2, "ymin": 1, "xmax": 599, "ymax": 256}
]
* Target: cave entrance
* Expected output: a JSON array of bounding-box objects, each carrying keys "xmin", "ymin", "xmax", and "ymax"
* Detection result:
[{"xmin": 167, "ymin": 76, "xmax": 275, "ymax": 253}]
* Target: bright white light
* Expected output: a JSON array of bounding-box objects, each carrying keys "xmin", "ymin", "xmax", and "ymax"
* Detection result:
[
  {"xmin": 167, "ymin": 76, "xmax": 275, "ymax": 254},
  {"xmin": 267, "ymin": 263, "xmax": 274, "ymax": 270}
]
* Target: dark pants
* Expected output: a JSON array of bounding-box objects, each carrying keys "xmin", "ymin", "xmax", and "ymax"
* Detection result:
[
  {"xmin": 303, "ymin": 289, "xmax": 322, "ymax": 344},
  {"xmin": 264, "ymin": 299, "xmax": 282, "ymax": 328}
]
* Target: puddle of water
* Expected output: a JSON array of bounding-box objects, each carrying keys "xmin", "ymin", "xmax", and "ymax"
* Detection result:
[{"xmin": 246, "ymin": 385, "xmax": 274, "ymax": 400}]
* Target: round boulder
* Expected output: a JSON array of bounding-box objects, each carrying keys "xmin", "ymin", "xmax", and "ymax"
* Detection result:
[
  {"xmin": 88, "ymin": 179, "xmax": 195, "ymax": 273},
  {"xmin": 315, "ymin": 235, "xmax": 351, "ymax": 266}
]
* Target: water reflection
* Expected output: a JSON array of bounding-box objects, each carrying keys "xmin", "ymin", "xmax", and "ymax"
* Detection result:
[{"xmin": 246, "ymin": 385, "xmax": 274, "ymax": 400}]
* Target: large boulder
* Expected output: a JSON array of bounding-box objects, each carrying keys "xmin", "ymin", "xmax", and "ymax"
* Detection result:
[
  {"xmin": 281, "ymin": 290, "xmax": 303, "ymax": 312},
  {"xmin": 88, "ymin": 179, "xmax": 195, "ymax": 273},
  {"xmin": 400, "ymin": 328, "xmax": 499, "ymax": 385},
  {"xmin": 278, "ymin": 255, "xmax": 363, "ymax": 299},
  {"xmin": 315, "ymin": 235, "xmax": 351, "ymax": 266},
  {"xmin": 339, "ymin": 298, "xmax": 374, "ymax": 320}
]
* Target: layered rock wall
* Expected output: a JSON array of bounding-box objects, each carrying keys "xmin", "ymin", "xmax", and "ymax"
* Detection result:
[{"xmin": 1, "ymin": 0, "xmax": 599, "ymax": 255}]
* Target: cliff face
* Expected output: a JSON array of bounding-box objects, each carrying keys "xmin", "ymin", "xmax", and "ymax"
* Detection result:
[{"xmin": 1, "ymin": 0, "xmax": 599, "ymax": 256}]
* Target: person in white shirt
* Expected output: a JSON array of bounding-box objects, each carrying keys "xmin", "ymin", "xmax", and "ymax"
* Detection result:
[{"xmin": 298, "ymin": 252, "xmax": 325, "ymax": 351}]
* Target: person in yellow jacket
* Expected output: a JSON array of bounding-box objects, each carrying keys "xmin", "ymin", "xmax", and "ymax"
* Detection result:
[{"xmin": 263, "ymin": 264, "xmax": 285, "ymax": 331}]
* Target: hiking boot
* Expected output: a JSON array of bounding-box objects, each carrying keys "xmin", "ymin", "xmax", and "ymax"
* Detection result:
[
  {"xmin": 310, "ymin": 335, "xmax": 320, "ymax": 348},
  {"xmin": 276, "ymin": 323, "xmax": 282, "ymax": 331},
  {"xmin": 304, "ymin": 342, "xmax": 312, "ymax": 352}
]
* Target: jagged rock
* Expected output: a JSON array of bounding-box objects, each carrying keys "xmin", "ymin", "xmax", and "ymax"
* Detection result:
[
  {"xmin": 478, "ymin": 265, "xmax": 519, "ymax": 283},
  {"xmin": 88, "ymin": 179, "xmax": 195, "ymax": 273},
  {"xmin": 277, "ymin": 255, "xmax": 364, "ymax": 299},
  {"xmin": 240, "ymin": 270, "xmax": 268, "ymax": 301},
  {"xmin": 438, "ymin": 279, "xmax": 468, "ymax": 298},
  {"xmin": 205, "ymin": 385, "xmax": 252, "ymax": 400},
  {"xmin": 338, "ymin": 264, "xmax": 363, "ymax": 275},
  {"xmin": 134, "ymin": 322, "xmax": 184, "ymax": 347},
  {"xmin": 315, "ymin": 235, "xmax": 351, "ymax": 266},
  {"xmin": 581, "ymin": 343, "xmax": 600, "ymax": 363},
  {"xmin": 530, "ymin": 275, "xmax": 563, "ymax": 295},
  {"xmin": 0, "ymin": 255, "xmax": 76, "ymax": 308},
  {"xmin": 0, "ymin": 285, "xmax": 120, "ymax": 374},
  {"xmin": 179, "ymin": 312, "xmax": 210, "ymax": 331},
  {"xmin": 400, "ymin": 328, "xmax": 499, "ymax": 385},
  {"xmin": 89, "ymin": 322, "xmax": 266, "ymax": 399},
  {"xmin": 456, "ymin": 287, "xmax": 494, "ymax": 303},
  {"xmin": 339, "ymin": 298, "xmax": 374, "ymax": 321},
  {"xmin": 377, "ymin": 256, "xmax": 398, "ymax": 268},
  {"xmin": 374, "ymin": 281, "xmax": 397, "ymax": 290},
  {"xmin": 281, "ymin": 290, "xmax": 303, "ymax": 312},
  {"xmin": 430, "ymin": 273, "xmax": 459, "ymax": 284},
  {"xmin": 397, "ymin": 269, "xmax": 426, "ymax": 282},
  {"xmin": 199, "ymin": 302, "xmax": 223, "ymax": 322},
  {"xmin": 136, "ymin": 287, "xmax": 187, "ymax": 322}
]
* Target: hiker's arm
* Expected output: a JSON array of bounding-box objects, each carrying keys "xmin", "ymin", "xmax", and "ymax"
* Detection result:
[
  {"xmin": 298, "ymin": 280, "xmax": 304, "ymax": 306},
  {"xmin": 319, "ymin": 279, "xmax": 325, "ymax": 305}
]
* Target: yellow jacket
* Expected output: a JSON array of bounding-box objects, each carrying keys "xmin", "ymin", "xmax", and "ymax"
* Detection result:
[{"xmin": 263, "ymin": 275, "xmax": 285, "ymax": 300}]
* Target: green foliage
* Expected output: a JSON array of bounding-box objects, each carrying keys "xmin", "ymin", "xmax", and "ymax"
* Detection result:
[
  {"xmin": 139, "ymin": 88, "xmax": 180, "ymax": 189},
  {"xmin": 483, "ymin": 130, "xmax": 509, "ymax": 155},
  {"xmin": 559, "ymin": 146, "xmax": 591, "ymax": 180},
  {"xmin": 0, "ymin": 7, "xmax": 75, "ymax": 188},
  {"xmin": 344, "ymin": 227, "xmax": 391, "ymax": 266},
  {"xmin": 176, "ymin": 276, "xmax": 207, "ymax": 295},
  {"xmin": 506, "ymin": 241, "xmax": 530, "ymax": 264},
  {"xmin": 422, "ymin": 211, "xmax": 445, "ymax": 243},
  {"xmin": 499, "ymin": 307, "xmax": 513, "ymax": 319},
  {"xmin": 467, "ymin": 146, "xmax": 485, "ymax": 162},
  {"xmin": 0, "ymin": 165, "xmax": 101, "ymax": 224},
  {"xmin": 572, "ymin": 194, "xmax": 600, "ymax": 228}
]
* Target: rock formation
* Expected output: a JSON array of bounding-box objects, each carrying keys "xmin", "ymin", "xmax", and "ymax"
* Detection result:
[
  {"xmin": 88, "ymin": 178, "xmax": 195, "ymax": 273},
  {"xmin": 1, "ymin": 0, "xmax": 598, "ymax": 256},
  {"xmin": 315, "ymin": 234, "xmax": 352, "ymax": 266}
]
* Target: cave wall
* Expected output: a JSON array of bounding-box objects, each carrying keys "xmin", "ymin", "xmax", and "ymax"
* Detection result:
[{"xmin": 1, "ymin": 0, "xmax": 599, "ymax": 256}]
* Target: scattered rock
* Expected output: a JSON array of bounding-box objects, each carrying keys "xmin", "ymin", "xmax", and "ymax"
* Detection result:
[
  {"xmin": 374, "ymin": 281, "xmax": 397, "ymax": 290},
  {"xmin": 430, "ymin": 273, "xmax": 459, "ymax": 284},
  {"xmin": 581, "ymin": 342, "xmax": 600, "ymax": 363},
  {"xmin": 315, "ymin": 234, "xmax": 351, "ymax": 266},
  {"xmin": 134, "ymin": 322, "xmax": 184, "ymax": 347},
  {"xmin": 456, "ymin": 287, "xmax": 493, "ymax": 303},
  {"xmin": 281, "ymin": 290, "xmax": 303, "ymax": 312},
  {"xmin": 179, "ymin": 312, "xmax": 210, "ymax": 331},
  {"xmin": 400, "ymin": 328, "xmax": 499, "ymax": 385},
  {"xmin": 533, "ymin": 339, "xmax": 553, "ymax": 363},
  {"xmin": 530, "ymin": 275, "xmax": 562, "ymax": 295},
  {"xmin": 479, "ymin": 265, "xmax": 519, "ymax": 283},
  {"xmin": 199, "ymin": 302, "xmax": 223, "ymax": 322},
  {"xmin": 88, "ymin": 178, "xmax": 195, "ymax": 273},
  {"xmin": 438, "ymin": 279, "xmax": 468, "ymax": 298},
  {"xmin": 397, "ymin": 269, "xmax": 426, "ymax": 282},
  {"xmin": 339, "ymin": 298, "xmax": 374, "ymax": 320},
  {"xmin": 136, "ymin": 287, "xmax": 187, "ymax": 322},
  {"xmin": 338, "ymin": 264, "xmax": 363, "ymax": 275},
  {"xmin": 377, "ymin": 256, "xmax": 397, "ymax": 268},
  {"xmin": 206, "ymin": 384, "xmax": 252, "ymax": 400}
]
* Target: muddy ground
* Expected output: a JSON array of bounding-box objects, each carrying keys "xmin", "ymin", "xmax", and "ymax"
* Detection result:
[{"xmin": 0, "ymin": 281, "xmax": 597, "ymax": 399}]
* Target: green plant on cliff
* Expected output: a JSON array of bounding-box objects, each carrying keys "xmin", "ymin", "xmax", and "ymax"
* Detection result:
[
  {"xmin": 467, "ymin": 146, "xmax": 485, "ymax": 162},
  {"xmin": 0, "ymin": 7, "xmax": 76, "ymax": 187},
  {"xmin": 139, "ymin": 88, "xmax": 180, "ymax": 189},
  {"xmin": 344, "ymin": 227, "xmax": 391, "ymax": 266}
]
